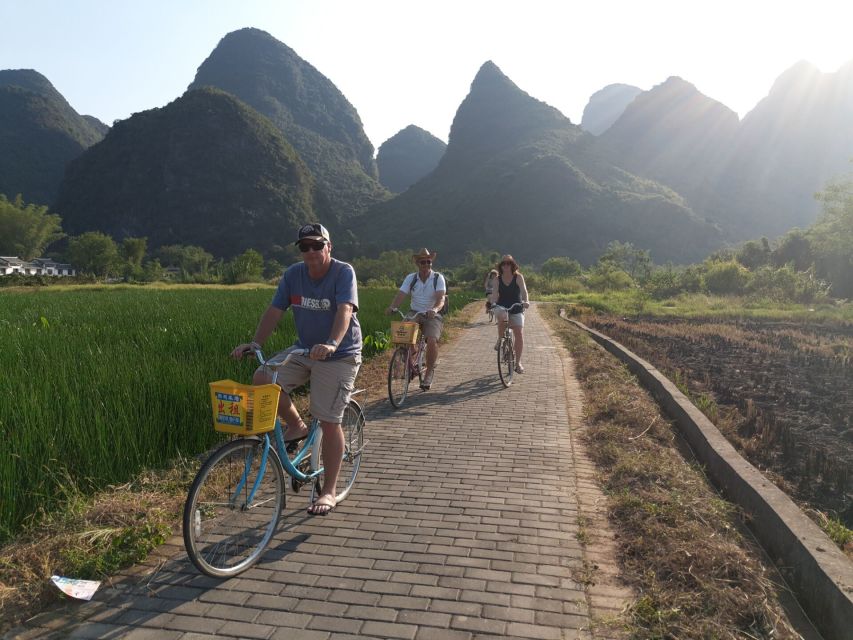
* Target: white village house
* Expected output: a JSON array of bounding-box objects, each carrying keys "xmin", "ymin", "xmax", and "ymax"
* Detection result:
[{"xmin": 0, "ymin": 257, "xmax": 76, "ymax": 277}]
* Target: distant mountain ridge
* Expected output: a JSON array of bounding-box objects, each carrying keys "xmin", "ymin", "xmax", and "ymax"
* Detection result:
[
  {"xmin": 580, "ymin": 83, "xmax": 641, "ymax": 135},
  {"xmin": 0, "ymin": 69, "xmax": 106, "ymax": 204},
  {"xmin": 376, "ymin": 125, "xmax": 446, "ymax": 193},
  {"xmin": 53, "ymin": 88, "xmax": 317, "ymax": 258},
  {"xmin": 717, "ymin": 59, "xmax": 853, "ymax": 236},
  {"xmin": 352, "ymin": 62, "xmax": 722, "ymax": 265},
  {"xmin": 586, "ymin": 60, "xmax": 853, "ymax": 239},
  {"xmin": 596, "ymin": 76, "xmax": 739, "ymax": 226},
  {"xmin": 188, "ymin": 28, "xmax": 389, "ymax": 219}
]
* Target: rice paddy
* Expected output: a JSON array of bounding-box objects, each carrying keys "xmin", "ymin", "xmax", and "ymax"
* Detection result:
[{"xmin": 0, "ymin": 285, "xmax": 399, "ymax": 540}]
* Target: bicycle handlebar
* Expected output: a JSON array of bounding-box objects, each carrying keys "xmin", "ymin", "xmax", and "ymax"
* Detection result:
[
  {"xmin": 243, "ymin": 345, "xmax": 310, "ymax": 367},
  {"xmin": 391, "ymin": 309, "xmax": 428, "ymax": 320},
  {"xmin": 491, "ymin": 302, "xmax": 527, "ymax": 312}
]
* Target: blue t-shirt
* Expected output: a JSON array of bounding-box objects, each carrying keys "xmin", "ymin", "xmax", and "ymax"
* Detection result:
[{"xmin": 271, "ymin": 259, "xmax": 362, "ymax": 359}]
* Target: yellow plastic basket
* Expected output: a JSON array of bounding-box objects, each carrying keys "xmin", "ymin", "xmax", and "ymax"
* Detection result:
[
  {"xmin": 390, "ymin": 321, "xmax": 420, "ymax": 345},
  {"xmin": 209, "ymin": 380, "xmax": 281, "ymax": 435}
]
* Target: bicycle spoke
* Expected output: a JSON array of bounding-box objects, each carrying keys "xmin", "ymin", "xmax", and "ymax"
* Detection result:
[{"xmin": 183, "ymin": 439, "xmax": 284, "ymax": 578}]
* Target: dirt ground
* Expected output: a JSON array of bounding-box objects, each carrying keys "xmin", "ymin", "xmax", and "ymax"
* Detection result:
[{"xmin": 586, "ymin": 316, "xmax": 852, "ymax": 526}]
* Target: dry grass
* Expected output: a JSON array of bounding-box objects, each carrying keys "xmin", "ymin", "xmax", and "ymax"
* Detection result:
[
  {"xmin": 0, "ymin": 461, "xmax": 194, "ymax": 632},
  {"xmin": 0, "ymin": 303, "xmax": 481, "ymax": 633},
  {"xmin": 544, "ymin": 305, "xmax": 801, "ymax": 639}
]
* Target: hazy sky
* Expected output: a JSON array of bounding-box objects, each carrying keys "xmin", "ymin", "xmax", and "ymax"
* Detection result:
[{"xmin": 3, "ymin": 1, "xmax": 852, "ymax": 149}]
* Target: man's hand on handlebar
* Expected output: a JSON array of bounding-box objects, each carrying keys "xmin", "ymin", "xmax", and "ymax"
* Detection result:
[
  {"xmin": 231, "ymin": 342, "xmax": 259, "ymax": 359},
  {"xmin": 385, "ymin": 306, "xmax": 397, "ymax": 316},
  {"xmin": 309, "ymin": 343, "xmax": 336, "ymax": 360}
]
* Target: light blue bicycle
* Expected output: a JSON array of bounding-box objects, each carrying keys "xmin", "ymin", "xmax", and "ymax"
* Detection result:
[{"xmin": 183, "ymin": 346, "xmax": 366, "ymax": 578}]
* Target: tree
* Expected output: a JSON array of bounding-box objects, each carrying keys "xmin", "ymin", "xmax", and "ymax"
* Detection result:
[
  {"xmin": 736, "ymin": 238, "xmax": 771, "ymax": 269},
  {"xmin": 351, "ymin": 250, "xmax": 417, "ymax": 285},
  {"xmin": 224, "ymin": 249, "xmax": 264, "ymax": 283},
  {"xmin": 541, "ymin": 257, "xmax": 582, "ymax": 278},
  {"xmin": 121, "ymin": 237, "xmax": 147, "ymax": 267},
  {"xmin": 703, "ymin": 260, "xmax": 750, "ymax": 295},
  {"xmin": 0, "ymin": 194, "xmax": 64, "ymax": 260},
  {"xmin": 598, "ymin": 241, "xmax": 652, "ymax": 282},
  {"xmin": 67, "ymin": 232, "xmax": 120, "ymax": 277},
  {"xmin": 772, "ymin": 230, "xmax": 813, "ymax": 270},
  {"xmin": 810, "ymin": 173, "xmax": 853, "ymax": 297},
  {"xmin": 156, "ymin": 244, "xmax": 213, "ymax": 276}
]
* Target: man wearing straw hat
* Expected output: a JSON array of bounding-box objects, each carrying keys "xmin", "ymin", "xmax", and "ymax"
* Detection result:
[{"xmin": 385, "ymin": 248, "xmax": 446, "ymax": 390}]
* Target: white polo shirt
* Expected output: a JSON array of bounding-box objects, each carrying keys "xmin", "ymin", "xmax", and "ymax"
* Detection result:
[{"xmin": 400, "ymin": 271, "xmax": 446, "ymax": 313}]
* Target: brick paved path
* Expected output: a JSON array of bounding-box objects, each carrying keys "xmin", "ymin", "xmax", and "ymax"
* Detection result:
[{"xmin": 10, "ymin": 305, "xmax": 629, "ymax": 640}]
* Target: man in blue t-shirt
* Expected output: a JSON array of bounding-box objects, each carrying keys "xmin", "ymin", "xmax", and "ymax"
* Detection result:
[{"xmin": 232, "ymin": 223, "xmax": 361, "ymax": 516}]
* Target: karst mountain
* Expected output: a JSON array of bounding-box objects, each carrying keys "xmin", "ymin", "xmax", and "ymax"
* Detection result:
[
  {"xmin": 7, "ymin": 31, "xmax": 852, "ymax": 266},
  {"xmin": 352, "ymin": 61, "xmax": 722, "ymax": 265},
  {"xmin": 585, "ymin": 60, "xmax": 853, "ymax": 239},
  {"xmin": 188, "ymin": 28, "xmax": 389, "ymax": 219},
  {"xmin": 376, "ymin": 125, "xmax": 446, "ymax": 193},
  {"xmin": 0, "ymin": 69, "xmax": 106, "ymax": 205},
  {"xmin": 53, "ymin": 88, "xmax": 316, "ymax": 258},
  {"xmin": 580, "ymin": 83, "xmax": 642, "ymax": 135}
]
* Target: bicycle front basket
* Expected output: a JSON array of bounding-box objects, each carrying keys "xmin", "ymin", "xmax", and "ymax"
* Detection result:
[
  {"xmin": 390, "ymin": 321, "xmax": 420, "ymax": 345},
  {"xmin": 209, "ymin": 380, "xmax": 280, "ymax": 435}
]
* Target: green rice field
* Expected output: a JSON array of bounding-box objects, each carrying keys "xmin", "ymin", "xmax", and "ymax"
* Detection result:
[{"xmin": 0, "ymin": 284, "xmax": 420, "ymax": 540}]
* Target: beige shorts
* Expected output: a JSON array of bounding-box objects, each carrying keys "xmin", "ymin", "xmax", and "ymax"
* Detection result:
[
  {"xmin": 494, "ymin": 307, "xmax": 525, "ymax": 327},
  {"xmin": 412, "ymin": 314, "xmax": 443, "ymax": 339},
  {"xmin": 264, "ymin": 354, "xmax": 361, "ymax": 424}
]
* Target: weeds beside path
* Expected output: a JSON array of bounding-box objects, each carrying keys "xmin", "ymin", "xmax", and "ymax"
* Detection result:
[{"xmin": 542, "ymin": 304, "xmax": 807, "ymax": 639}]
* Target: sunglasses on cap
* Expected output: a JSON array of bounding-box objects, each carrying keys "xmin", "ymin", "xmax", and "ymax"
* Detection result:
[
  {"xmin": 299, "ymin": 241, "xmax": 327, "ymax": 252},
  {"xmin": 418, "ymin": 259, "xmax": 432, "ymax": 265}
]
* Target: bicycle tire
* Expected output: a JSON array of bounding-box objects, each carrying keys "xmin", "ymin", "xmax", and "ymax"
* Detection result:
[
  {"xmin": 415, "ymin": 337, "xmax": 426, "ymax": 387},
  {"xmin": 183, "ymin": 438, "xmax": 285, "ymax": 578},
  {"xmin": 498, "ymin": 335, "xmax": 514, "ymax": 387},
  {"xmin": 388, "ymin": 346, "xmax": 410, "ymax": 408},
  {"xmin": 309, "ymin": 399, "xmax": 365, "ymax": 504}
]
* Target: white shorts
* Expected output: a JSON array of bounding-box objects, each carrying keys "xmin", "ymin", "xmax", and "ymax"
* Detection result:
[{"xmin": 494, "ymin": 307, "xmax": 525, "ymax": 327}]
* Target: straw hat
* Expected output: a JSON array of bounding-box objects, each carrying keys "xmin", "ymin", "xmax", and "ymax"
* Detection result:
[{"xmin": 412, "ymin": 248, "xmax": 437, "ymax": 263}]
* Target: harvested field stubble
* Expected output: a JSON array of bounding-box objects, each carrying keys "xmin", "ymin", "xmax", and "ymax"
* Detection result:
[
  {"xmin": 587, "ymin": 316, "xmax": 852, "ymax": 528},
  {"xmin": 545, "ymin": 307, "xmax": 799, "ymax": 639}
]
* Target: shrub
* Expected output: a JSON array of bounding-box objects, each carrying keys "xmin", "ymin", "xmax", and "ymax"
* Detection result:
[
  {"xmin": 586, "ymin": 265, "xmax": 635, "ymax": 291},
  {"xmin": 703, "ymin": 260, "xmax": 750, "ymax": 295},
  {"xmin": 541, "ymin": 256, "xmax": 582, "ymax": 278}
]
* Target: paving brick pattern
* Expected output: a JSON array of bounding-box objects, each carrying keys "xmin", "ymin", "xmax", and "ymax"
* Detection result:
[{"xmin": 8, "ymin": 305, "xmax": 631, "ymax": 640}]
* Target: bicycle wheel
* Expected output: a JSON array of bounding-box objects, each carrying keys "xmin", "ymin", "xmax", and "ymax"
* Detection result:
[
  {"xmin": 388, "ymin": 346, "xmax": 410, "ymax": 408},
  {"xmin": 415, "ymin": 338, "xmax": 426, "ymax": 387},
  {"xmin": 183, "ymin": 438, "xmax": 285, "ymax": 578},
  {"xmin": 498, "ymin": 335, "xmax": 515, "ymax": 387},
  {"xmin": 309, "ymin": 400, "xmax": 365, "ymax": 504}
]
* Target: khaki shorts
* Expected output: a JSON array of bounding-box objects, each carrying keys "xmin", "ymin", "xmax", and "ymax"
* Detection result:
[
  {"xmin": 412, "ymin": 314, "xmax": 443, "ymax": 339},
  {"xmin": 494, "ymin": 307, "xmax": 525, "ymax": 327},
  {"xmin": 264, "ymin": 354, "xmax": 361, "ymax": 424}
]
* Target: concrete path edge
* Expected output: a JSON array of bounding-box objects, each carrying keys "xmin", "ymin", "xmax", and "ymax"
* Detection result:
[{"xmin": 560, "ymin": 313, "xmax": 853, "ymax": 640}]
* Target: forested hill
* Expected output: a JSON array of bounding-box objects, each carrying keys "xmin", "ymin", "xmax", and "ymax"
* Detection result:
[
  {"xmin": 716, "ymin": 59, "xmax": 853, "ymax": 237},
  {"xmin": 596, "ymin": 76, "xmax": 739, "ymax": 229},
  {"xmin": 585, "ymin": 59, "xmax": 853, "ymax": 240},
  {"xmin": 0, "ymin": 69, "xmax": 106, "ymax": 205},
  {"xmin": 580, "ymin": 83, "xmax": 642, "ymax": 135},
  {"xmin": 53, "ymin": 88, "xmax": 318, "ymax": 258},
  {"xmin": 188, "ymin": 28, "xmax": 389, "ymax": 219},
  {"xmin": 351, "ymin": 61, "xmax": 722, "ymax": 265},
  {"xmin": 376, "ymin": 125, "xmax": 446, "ymax": 193}
]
